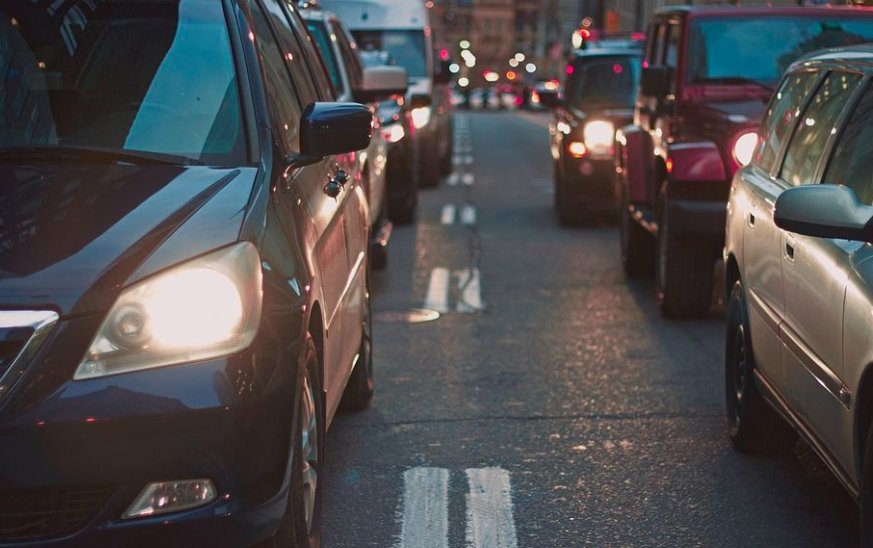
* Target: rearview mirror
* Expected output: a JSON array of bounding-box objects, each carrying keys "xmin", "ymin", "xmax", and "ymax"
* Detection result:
[
  {"xmin": 774, "ymin": 184, "xmax": 873, "ymax": 241},
  {"xmin": 300, "ymin": 102, "xmax": 372, "ymax": 159},
  {"xmin": 641, "ymin": 65, "xmax": 672, "ymax": 98},
  {"xmin": 354, "ymin": 66, "xmax": 408, "ymax": 103}
]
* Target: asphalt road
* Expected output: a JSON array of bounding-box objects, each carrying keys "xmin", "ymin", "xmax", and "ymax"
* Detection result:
[{"xmin": 321, "ymin": 111, "xmax": 858, "ymax": 547}]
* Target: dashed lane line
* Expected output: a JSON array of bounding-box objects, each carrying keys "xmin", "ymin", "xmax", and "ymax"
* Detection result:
[
  {"xmin": 466, "ymin": 468, "xmax": 518, "ymax": 548},
  {"xmin": 399, "ymin": 468, "xmax": 449, "ymax": 548},
  {"xmin": 424, "ymin": 267, "xmax": 451, "ymax": 313},
  {"xmin": 441, "ymin": 204, "xmax": 457, "ymax": 225},
  {"xmin": 456, "ymin": 268, "xmax": 483, "ymax": 313},
  {"xmin": 462, "ymin": 173, "xmax": 474, "ymax": 186},
  {"xmin": 460, "ymin": 204, "xmax": 476, "ymax": 226}
]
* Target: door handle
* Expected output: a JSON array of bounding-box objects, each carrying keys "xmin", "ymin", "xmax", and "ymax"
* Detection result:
[
  {"xmin": 748, "ymin": 212, "xmax": 756, "ymax": 226},
  {"xmin": 323, "ymin": 170, "xmax": 349, "ymax": 198},
  {"xmin": 786, "ymin": 242, "xmax": 795, "ymax": 260}
]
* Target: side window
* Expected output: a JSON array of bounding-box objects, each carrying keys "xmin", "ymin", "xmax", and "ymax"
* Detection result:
[
  {"xmin": 781, "ymin": 71, "xmax": 862, "ymax": 186},
  {"xmin": 248, "ymin": 0, "xmax": 301, "ymax": 151},
  {"xmin": 282, "ymin": 2, "xmax": 337, "ymax": 101},
  {"xmin": 755, "ymin": 71, "xmax": 819, "ymax": 173},
  {"xmin": 665, "ymin": 22, "xmax": 680, "ymax": 93},
  {"xmin": 306, "ymin": 20, "xmax": 343, "ymax": 97},
  {"xmin": 260, "ymin": 0, "xmax": 319, "ymax": 107},
  {"xmin": 823, "ymin": 81, "xmax": 873, "ymax": 205},
  {"xmin": 648, "ymin": 23, "xmax": 666, "ymax": 66},
  {"xmin": 333, "ymin": 24, "xmax": 363, "ymax": 91}
]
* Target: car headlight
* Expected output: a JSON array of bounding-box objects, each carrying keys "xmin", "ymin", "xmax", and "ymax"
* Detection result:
[
  {"xmin": 411, "ymin": 106, "xmax": 432, "ymax": 129},
  {"xmin": 733, "ymin": 131, "xmax": 757, "ymax": 167},
  {"xmin": 582, "ymin": 120, "xmax": 615, "ymax": 156},
  {"xmin": 75, "ymin": 242, "xmax": 263, "ymax": 380},
  {"xmin": 381, "ymin": 123, "xmax": 406, "ymax": 144}
]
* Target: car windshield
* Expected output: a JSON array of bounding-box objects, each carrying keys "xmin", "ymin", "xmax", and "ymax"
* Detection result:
[
  {"xmin": 352, "ymin": 30, "xmax": 426, "ymax": 78},
  {"xmin": 565, "ymin": 55, "xmax": 641, "ymax": 108},
  {"xmin": 0, "ymin": 0, "xmax": 245, "ymax": 166},
  {"xmin": 688, "ymin": 16, "xmax": 873, "ymax": 87}
]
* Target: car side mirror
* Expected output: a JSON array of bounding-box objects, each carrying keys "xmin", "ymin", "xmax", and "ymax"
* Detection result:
[
  {"xmin": 774, "ymin": 184, "xmax": 873, "ymax": 242},
  {"xmin": 537, "ymin": 89, "xmax": 562, "ymax": 109},
  {"xmin": 354, "ymin": 66, "xmax": 408, "ymax": 103},
  {"xmin": 641, "ymin": 65, "xmax": 672, "ymax": 98},
  {"xmin": 299, "ymin": 102, "xmax": 372, "ymax": 159}
]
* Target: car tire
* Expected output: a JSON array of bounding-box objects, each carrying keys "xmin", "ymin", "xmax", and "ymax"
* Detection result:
[
  {"xmin": 860, "ymin": 423, "xmax": 873, "ymax": 545},
  {"xmin": 388, "ymin": 192, "xmax": 417, "ymax": 225},
  {"xmin": 262, "ymin": 334, "xmax": 324, "ymax": 548},
  {"xmin": 554, "ymin": 161, "xmax": 585, "ymax": 226},
  {"xmin": 656, "ymin": 202, "xmax": 713, "ymax": 318},
  {"xmin": 339, "ymin": 274, "xmax": 374, "ymax": 412},
  {"xmin": 725, "ymin": 280, "xmax": 795, "ymax": 454},
  {"xmin": 620, "ymin": 192, "xmax": 655, "ymax": 279}
]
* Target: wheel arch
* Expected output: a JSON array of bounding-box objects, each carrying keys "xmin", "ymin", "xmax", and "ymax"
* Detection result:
[
  {"xmin": 855, "ymin": 364, "xmax": 873, "ymax": 476},
  {"xmin": 724, "ymin": 252, "xmax": 741, "ymax": 303},
  {"xmin": 307, "ymin": 301, "xmax": 325, "ymax": 391}
]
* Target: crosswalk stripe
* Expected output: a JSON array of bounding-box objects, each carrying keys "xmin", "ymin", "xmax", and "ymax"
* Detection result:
[
  {"xmin": 460, "ymin": 204, "xmax": 476, "ymax": 226},
  {"xmin": 424, "ymin": 268, "xmax": 450, "ymax": 313},
  {"xmin": 462, "ymin": 173, "xmax": 474, "ymax": 186},
  {"xmin": 456, "ymin": 268, "xmax": 483, "ymax": 313},
  {"xmin": 441, "ymin": 205, "xmax": 457, "ymax": 225},
  {"xmin": 447, "ymin": 172, "xmax": 460, "ymax": 186},
  {"xmin": 465, "ymin": 468, "xmax": 518, "ymax": 548},
  {"xmin": 399, "ymin": 467, "xmax": 449, "ymax": 548}
]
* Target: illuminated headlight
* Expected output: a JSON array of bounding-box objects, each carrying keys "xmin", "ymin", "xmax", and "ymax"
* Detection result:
[
  {"xmin": 582, "ymin": 120, "xmax": 615, "ymax": 156},
  {"xmin": 733, "ymin": 131, "xmax": 757, "ymax": 167},
  {"xmin": 381, "ymin": 123, "xmax": 406, "ymax": 144},
  {"xmin": 411, "ymin": 107, "xmax": 432, "ymax": 129},
  {"xmin": 75, "ymin": 242, "xmax": 262, "ymax": 380}
]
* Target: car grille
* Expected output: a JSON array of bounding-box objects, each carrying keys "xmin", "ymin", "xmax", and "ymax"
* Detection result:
[
  {"xmin": 0, "ymin": 486, "xmax": 111, "ymax": 540},
  {"xmin": 0, "ymin": 311, "xmax": 58, "ymax": 402}
]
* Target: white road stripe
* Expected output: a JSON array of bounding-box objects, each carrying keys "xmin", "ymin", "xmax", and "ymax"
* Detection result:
[
  {"xmin": 424, "ymin": 268, "xmax": 450, "ymax": 313},
  {"xmin": 465, "ymin": 468, "xmax": 518, "ymax": 548},
  {"xmin": 447, "ymin": 172, "xmax": 460, "ymax": 186},
  {"xmin": 460, "ymin": 204, "xmax": 476, "ymax": 226},
  {"xmin": 399, "ymin": 467, "xmax": 449, "ymax": 548},
  {"xmin": 456, "ymin": 268, "xmax": 483, "ymax": 313},
  {"xmin": 441, "ymin": 204, "xmax": 457, "ymax": 225},
  {"xmin": 462, "ymin": 173, "xmax": 475, "ymax": 186},
  {"xmin": 463, "ymin": 155, "xmax": 474, "ymax": 165}
]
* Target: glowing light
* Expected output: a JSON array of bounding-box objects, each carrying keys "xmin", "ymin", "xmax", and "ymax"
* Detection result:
[
  {"xmin": 506, "ymin": 71, "xmax": 517, "ymax": 81},
  {"xmin": 733, "ymin": 132, "xmax": 758, "ymax": 166},
  {"xmin": 583, "ymin": 120, "xmax": 615, "ymax": 156},
  {"xmin": 515, "ymin": 53, "xmax": 525, "ymax": 62},
  {"xmin": 449, "ymin": 63, "xmax": 460, "ymax": 74},
  {"xmin": 458, "ymin": 77, "xmax": 470, "ymax": 87},
  {"xmin": 566, "ymin": 65, "xmax": 574, "ymax": 75},
  {"xmin": 484, "ymin": 71, "xmax": 499, "ymax": 83},
  {"xmin": 525, "ymin": 63, "xmax": 536, "ymax": 74},
  {"xmin": 568, "ymin": 141, "xmax": 587, "ymax": 158},
  {"xmin": 613, "ymin": 64, "xmax": 623, "ymax": 75},
  {"xmin": 411, "ymin": 107, "xmax": 432, "ymax": 129},
  {"xmin": 544, "ymin": 80, "xmax": 559, "ymax": 91},
  {"xmin": 509, "ymin": 58, "xmax": 519, "ymax": 68},
  {"xmin": 459, "ymin": 40, "xmax": 471, "ymax": 49},
  {"xmin": 382, "ymin": 124, "xmax": 406, "ymax": 143}
]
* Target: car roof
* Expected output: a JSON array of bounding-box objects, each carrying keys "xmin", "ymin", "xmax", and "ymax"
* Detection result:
[
  {"xmin": 791, "ymin": 44, "xmax": 873, "ymax": 71},
  {"xmin": 654, "ymin": 4, "xmax": 873, "ymax": 18},
  {"xmin": 571, "ymin": 47, "xmax": 642, "ymax": 59}
]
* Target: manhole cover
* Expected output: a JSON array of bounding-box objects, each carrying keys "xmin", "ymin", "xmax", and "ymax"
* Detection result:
[{"xmin": 373, "ymin": 308, "xmax": 440, "ymax": 324}]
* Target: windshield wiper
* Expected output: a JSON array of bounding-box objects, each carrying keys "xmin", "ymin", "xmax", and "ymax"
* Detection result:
[
  {"xmin": 695, "ymin": 77, "xmax": 773, "ymax": 93},
  {"xmin": 0, "ymin": 146, "xmax": 204, "ymax": 166}
]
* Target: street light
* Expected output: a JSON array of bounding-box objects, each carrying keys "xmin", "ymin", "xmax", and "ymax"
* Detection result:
[
  {"xmin": 508, "ymin": 58, "xmax": 519, "ymax": 68},
  {"xmin": 449, "ymin": 63, "xmax": 460, "ymax": 74},
  {"xmin": 525, "ymin": 62, "xmax": 536, "ymax": 74},
  {"xmin": 458, "ymin": 77, "xmax": 470, "ymax": 87},
  {"xmin": 459, "ymin": 40, "xmax": 471, "ymax": 50},
  {"xmin": 515, "ymin": 53, "xmax": 525, "ymax": 62}
]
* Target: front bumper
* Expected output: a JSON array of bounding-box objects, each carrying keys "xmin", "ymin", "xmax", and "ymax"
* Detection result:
[
  {"xmin": 559, "ymin": 156, "xmax": 617, "ymax": 210},
  {"xmin": 0, "ymin": 316, "xmax": 298, "ymax": 547}
]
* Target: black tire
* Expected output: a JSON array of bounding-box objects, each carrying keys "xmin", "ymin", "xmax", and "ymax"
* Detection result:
[
  {"xmin": 369, "ymin": 242, "xmax": 388, "ymax": 271},
  {"xmin": 554, "ymin": 161, "xmax": 585, "ymax": 226},
  {"xmin": 388, "ymin": 192, "xmax": 417, "ymax": 225},
  {"xmin": 620, "ymin": 193, "xmax": 655, "ymax": 279},
  {"xmin": 656, "ymin": 202, "xmax": 714, "ymax": 318},
  {"xmin": 725, "ymin": 280, "xmax": 794, "ymax": 454},
  {"xmin": 339, "ymin": 275, "xmax": 374, "ymax": 411},
  {"xmin": 860, "ymin": 423, "xmax": 873, "ymax": 545},
  {"xmin": 262, "ymin": 334, "xmax": 324, "ymax": 548}
]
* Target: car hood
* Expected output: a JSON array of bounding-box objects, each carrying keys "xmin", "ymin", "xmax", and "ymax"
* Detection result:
[
  {"xmin": 686, "ymin": 99, "xmax": 767, "ymax": 126},
  {"xmin": 0, "ymin": 164, "xmax": 257, "ymax": 317}
]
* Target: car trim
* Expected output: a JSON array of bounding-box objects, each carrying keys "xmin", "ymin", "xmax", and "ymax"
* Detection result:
[
  {"xmin": 327, "ymin": 250, "xmax": 366, "ymax": 331},
  {"xmin": 755, "ymin": 369, "xmax": 859, "ymax": 499},
  {"xmin": 0, "ymin": 311, "xmax": 59, "ymax": 403},
  {"xmin": 748, "ymin": 288, "xmax": 780, "ymax": 335},
  {"xmin": 781, "ymin": 320, "xmax": 852, "ymax": 409}
]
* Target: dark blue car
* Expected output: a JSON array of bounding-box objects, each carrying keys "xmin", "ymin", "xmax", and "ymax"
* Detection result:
[{"xmin": 0, "ymin": 0, "xmax": 379, "ymax": 545}]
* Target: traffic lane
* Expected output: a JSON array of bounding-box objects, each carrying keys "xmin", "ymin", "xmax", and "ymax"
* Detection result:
[{"xmin": 322, "ymin": 111, "xmax": 857, "ymax": 547}]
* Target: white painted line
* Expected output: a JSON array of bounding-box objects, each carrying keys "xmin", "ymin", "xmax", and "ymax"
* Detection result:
[
  {"xmin": 447, "ymin": 172, "xmax": 460, "ymax": 186},
  {"xmin": 465, "ymin": 468, "xmax": 518, "ymax": 548},
  {"xmin": 441, "ymin": 204, "xmax": 457, "ymax": 225},
  {"xmin": 456, "ymin": 268, "xmax": 483, "ymax": 313},
  {"xmin": 460, "ymin": 204, "xmax": 476, "ymax": 226},
  {"xmin": 399, "ymin": 467, "xmax": 449, "ymax": 548},
  {"xmin": 462, "ymin": 173, "xmax": 474, "ymax": 186},
  {"xmin": 463, "ymin": 155, "xmax": 474, "ymax": 165},
  {"xmin": 453, "ymin": 156, "xmax": 463, "ymax": 167},
  {"xmin": 424, "ymin": 268, "xmax": 450, "ymax": 313}
]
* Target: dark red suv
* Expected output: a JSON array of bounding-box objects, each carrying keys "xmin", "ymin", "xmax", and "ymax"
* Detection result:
[{"xmin": 615, "ymin": 5, "xmax": 873, "ymax": 317}]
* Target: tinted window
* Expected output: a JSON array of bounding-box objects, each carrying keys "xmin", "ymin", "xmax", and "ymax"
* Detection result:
[
  {"xmin": 249, "ymin": 0, "xmax": 301, "ymax": 151},
  {"xmin": 823, "ymin": 81, "xmax": 873, "ymax": 204},
  {"xmin": 333, "ymin": 23, "xmax": 363, "ymax": 89},
  {"xmin": 755, "ymin": 71, "xmax": 819, "ymax": 172},
  {"xmin": 566, "ymin": 55, "xmax": 641, "ymax": 108},
  {"xmin": 689, "ymin": 17, "xmax": 873, "ymax": 87},
  {"xmin": 353, "ymin": 30, "xmax": 426, "ymax": 78},
  {"xmin": 260, "ymin": 0, "xmax": 319, "ymax": 106},
  {"xmin": 781, "ymin": 71, "xmax": 861, "ymax": 186},
  {"xmin": 0, "ymin": 0, "xmax": 244, "ymax": 165},
  {"xmin": 307, "ymin": 20, "xmax": 343, "ymax": 94}
]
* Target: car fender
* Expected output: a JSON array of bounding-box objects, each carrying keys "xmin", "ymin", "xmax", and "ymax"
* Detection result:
[
  {"xmin": 617, "ymin": 125, "xmax": 655, "ymax": 204},
  {"xmin": 666, "ymin": 141, "xmax": 726, "ymax": 183}
]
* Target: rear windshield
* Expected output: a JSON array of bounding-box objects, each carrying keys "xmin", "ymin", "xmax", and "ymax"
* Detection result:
[
  {"xmin": 689, "ymin": 16, "xmax": 873, "ymax": 87},
  {"xmin": 0, "ymin": 0, "xmax": 245, "ymax": 166},
  {"xmin": 565, "ymin": 55, "xmax": 641, "ymax": 108},
  {"xmin": 352, "ymin": 30, "xmax": 426, "ymax": 78}
]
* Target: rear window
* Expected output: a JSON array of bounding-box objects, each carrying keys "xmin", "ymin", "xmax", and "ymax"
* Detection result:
[{"xmin": 565, "ymin": 55, "xmax": 641, "ymax": 108}]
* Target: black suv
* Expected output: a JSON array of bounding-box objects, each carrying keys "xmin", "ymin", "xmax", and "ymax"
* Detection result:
[
  {"xmin": 0, "ymin": 0, "xmax": 383, "ymax": 546},
  {"xmin": 543, "ymin": 47, "xmax": 642, "ymax": 225}
]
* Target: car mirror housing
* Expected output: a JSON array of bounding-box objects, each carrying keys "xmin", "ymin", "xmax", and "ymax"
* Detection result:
[
  {"xmin": 355, "ymin": 66, "xmax": 408, "ymax": 103},
  {"xmin": 299, "ymin": 102, "xmax": 373, "ymax": 158},
  {"xmin": 774, "ymin": 184, "xmax": 873, "ymax": 242},
  {"xmin": 641, "ymin": 65, "xmax": 672, "ymax": 98}
]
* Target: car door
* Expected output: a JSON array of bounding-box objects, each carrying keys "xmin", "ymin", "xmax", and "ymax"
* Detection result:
[
  {"xmin": 740, "ymin": 70, "xmax": 820, "ymax": 388},
  {"xmin": 778, "ymin": 70, "xmax": 865, "ymax": 456}
]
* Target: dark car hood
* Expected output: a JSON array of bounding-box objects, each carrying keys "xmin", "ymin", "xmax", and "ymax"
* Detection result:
[
  {"xmin": 687, "ymin": 99, "xmax": 767, "ymax": 126},
  {"xmin": 0, "ymin": 164, "xmax": 257, "ymax": 316}
]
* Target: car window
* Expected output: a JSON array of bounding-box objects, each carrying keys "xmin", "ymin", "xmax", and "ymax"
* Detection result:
[
  {"xmin": 248, "ymin": 0, "xmax": 301, "ymax": 152},
  {"xmin": 780, "ymin": 71, "xmax": 862, "ymax": 186},
  {"xmin": 282, "ymin": 3, "xmax": 337, "ymax": 101},
  {"xmin": 566, "ymin": 55, "xmax": 641, "ymax": 108},
  {"xmin": 259, "ymin": 0, "xmax": 319, "ymax": 107},
  {"xmin": 333, "ymin": 23, "xmax": 363, "ymax": 91},
  {"xmin": 306, "ymin": 20, "xmax": 344, "ymax": 96},
  {"xmin": 665, "ymin": 22, "xmax": 680, "ymax": 93},
  {"xmin": 755, "ymin": 71, "xmax": 819, "ymax": 173},
  {"xmin": 823, "ymin": 80, "xmax": 873, "ymax": 205}
]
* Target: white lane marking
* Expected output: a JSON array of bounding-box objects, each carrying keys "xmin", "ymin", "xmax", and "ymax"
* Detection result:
[
  {"xmin": 463, "ymin": 155, "xmax": 474, "ymax": 165},
  {"xmin": 462, "ymin": 173, "xmax": 474, "ymax": 186},
  {"xmin": 465, "ymin": 468, "xmax": 518, "ymax": 548},
  {"xmin": 399, "ymin": 467, "xmax": 449, "ymax": 548},
  {"xmin": 447, "ymin": 172, "xmax": 460, "ymax": 186},
  {"xmin": 456, "ymin": 268, "xmax": 483, "ymax": 313},
  {"xmin": 460, "ymin": 204, "xmax": 476, "ymax": 226},
  {"xmin": 441, "ymin": 205, "xmax": 457, "ymax": 225},
  {"xmin": 424, "ymin": 268, "xmax": 450, "ymax": 313}
]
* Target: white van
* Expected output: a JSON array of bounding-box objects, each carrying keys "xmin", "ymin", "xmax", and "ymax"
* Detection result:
[{"xmin": 319, "ymin": 0, "xmax": 454, "ymax": 187}]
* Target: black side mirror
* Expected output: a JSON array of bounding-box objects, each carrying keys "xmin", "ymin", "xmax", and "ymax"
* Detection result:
[
  {"xmin": 299, "ymin": 102, "xmax": 372, "ymax": 159},
  {"xmin": 774, "ymin": 184, "xmax": 873, "ymax": 241},
  {"xmin": 641, "ymin": 65, "xmax": 672, "ymax": 98}
]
